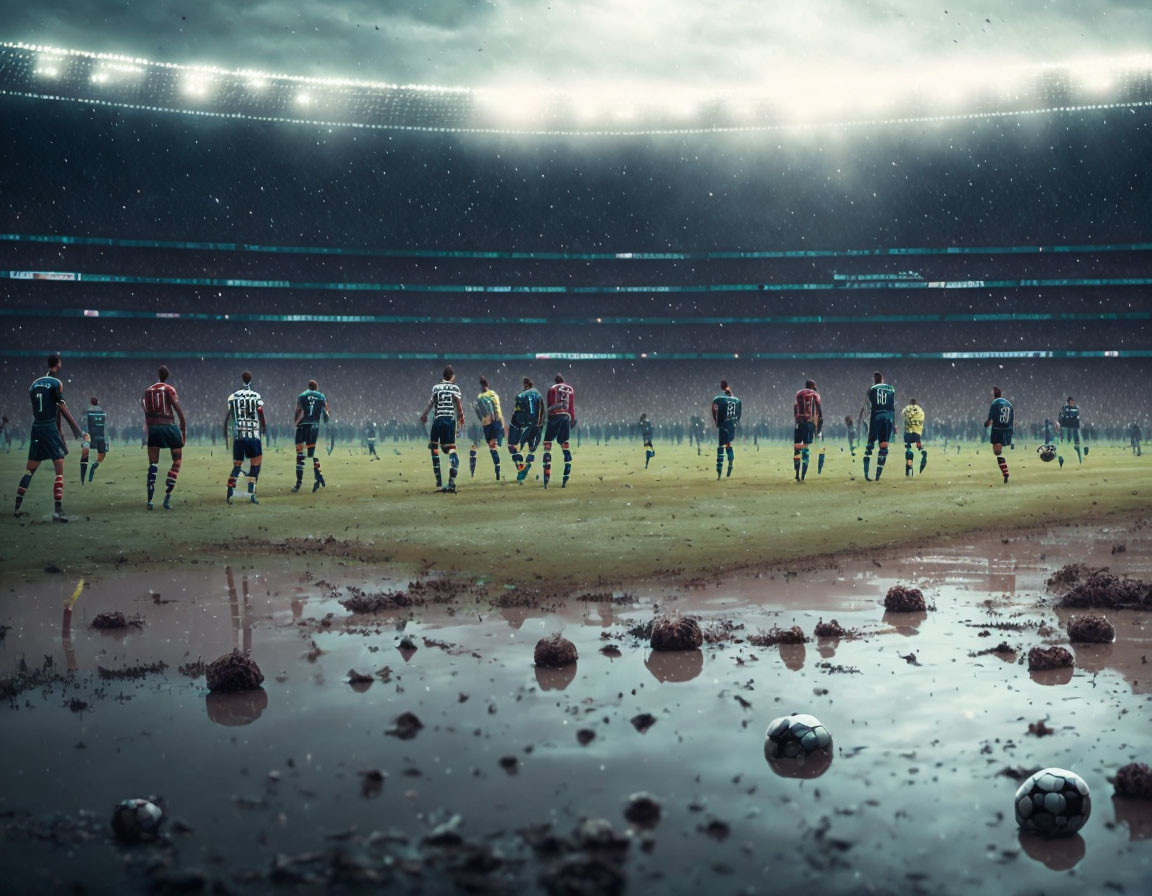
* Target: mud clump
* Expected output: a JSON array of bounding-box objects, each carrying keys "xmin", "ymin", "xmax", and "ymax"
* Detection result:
[
  {"xmin": 97, "ymin": 661, "xmax": 167, "ymax": 680},
  {"xmin": 1058, "ymin": 572, "xmax": 1152, "ymax": 610},
  {"xmin": 1067, "ymin": 614, "xmax": 1116, "ymax": 643},
  {"xmin": 630, "ymin": 713, "xmax": 657, "ymax": 734},
  {"xmin": 1114, "ymin": 762, "xmax": 1152, "ymax": 799},
  {"xmin": 1046, "ymin": 563, "xmax": 1092, "ymax": 589},
  {"xmin": 340, "ymin": 588, "xmax": 420, "ymax": 613},
  {"xmin": 748, "ymin": 625, "xmax": 807, "ymax": 647},
  {"xmin": 813, "ymin": 619, "xmax": 846, "ymax": 638},
  {"xmin": 91, "ymin": 612, "xmax": 143, "ymax": 630},
  {"xmin": 650, "ymin": 613, "xmax": 703, "ymax": 651},
  {"xmin": 1027, "ymin": 646, "xmax": 1074, "ymax": 671},
  {"xmin": 534, "ymin": 634, "xmax": 578, "ymax": 668},
  {"xmin": 884, "ymin": 585, "xmax": 926, "ymax": 612},
  {"xmin": 623, "ymin": 793, "xmax": 661, "ymax": 827},
  {"xmin": 387, "ymin": 712, "xmax": 424, "ymax": 740},
  {"xmin": 205, "ymin": 650, "xmax": 265, "ymax": 693}
]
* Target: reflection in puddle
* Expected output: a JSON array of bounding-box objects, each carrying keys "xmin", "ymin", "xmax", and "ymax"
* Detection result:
[
  {"xmin": 644, "ymin": 649, "xmax": 703, "ymax": 683},
  {"xmin": 1029, "ymin": 666, "xmax": 1075, "ymax": 687},
  {"xmin": 1112, "ymin": 796, "xmax": 1152, "ymax": 841},
  {"xmin": 534, "ymin": 664, "xmax": 577, "ymax": 691},
  {"xmin": 881, "ymin": 609, "xmax": 928, "ymax": 635},
  {"xmin": 1017, "ymin": 830, "xmax": 1087, "ymax": 871},
  {"xmin": 205, "ymin": 689, "xmax": 269, "ymax": 727}
]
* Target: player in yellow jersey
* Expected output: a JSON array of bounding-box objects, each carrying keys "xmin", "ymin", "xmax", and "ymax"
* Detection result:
[
  {"xmin": 474, "ymin": 377, "xmax": 505, "ymax": 481},
  {"xmin": 901, "ymin": 398, "xmax": 927, "ymax": 476}
]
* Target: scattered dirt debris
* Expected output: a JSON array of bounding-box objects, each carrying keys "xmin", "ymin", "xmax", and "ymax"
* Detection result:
[
  {"xmin": 576, "ymin": 729, "xmax": 596, "ymax": 746},
  {"xmin": 702, "ymin": 618, "xmax": 746, "ymax": 644},
  {"xmin": 650, "ymin": 612, "xmax": 703, "ymax": 651},
  {"xmin": 90, "ymin": 612, "xmax": 144, "ymax": 630},
  {"xmin": 387, "ymin": 712, "xmax": 423, "ymax": 740},
  {"xmin": 535, "ymin": 634, "xmax": 578, "ymax": 668},
  {"xmin": 599, "ymin": 646, "xmax": 622, "ymax": 658},
  {"xmin": 1114, "ymin": 762, "xmax": 1152, "ymax": 799},
  {"xmin": 999, "ymin": 766, "xmax": 1042, "ymax": 782},
  {"xmin": 970, "ymin": 641, "xmax": 1016, "ymax": 658},
  {"xmin": 813, "ymin": 619, "xmax": 847, "ymax": 638},
  {"xmin": 340, "ymin": 588, "xmax": 420, "ymax": 613},
  {"xmin": 1112, "ymin": 544, "xmax": 1127, "ymax": 555},
  {"xmin": 576, "ymin": 592, "xmax": 633, "ymax": 604},
  {"xmin": 205, "ymin": 650, "xmax": 264, "ymax": 693},
  {"xmin": 1058, "ymin": 572, "xmax": 1152, "ymax": 610},
  {"xmin": 177, "ymin": 660, "xmax": 207, "ymax": 678},
  {"xmin": 1027, "ymin": 719, "xmax": 1055, "ymax": 737},
  {"xmin": 630, "ymin": 713, "xmax": 657, "ymax": 734},
  {"xmin": 699, "ymin": 818, "xmax": 730, "ymax": 841},
  {"xmin": 67, "ymin": 698, "xmax": 88, "ymax": 713},
  {"xmin": 346, "ymin": 669, "xmax": 374, "ymax": 685},
  {"xmin": 1067, "ymin": 614, "xmax": 1116, "ymax": 643},
  {"xmin": 1027, "ymin": 646, "xmax": 1074, "ymax": 671},
  {"xmin": 623, "ymin": 792, "xmax": 662, "ymax": 827},
  {"xmin": 97, "ymin": 661, "xmax": 168, "ymax": 680},
  {"xmin": 539, "ymin": 854, "xmax": 626, "ymax": 896},
  {"xmin": 0, "ymin": 656, "xmax": 71, "ymax": 701},
  {"xmin": 492, "ymin": 587, "xmax": 559, "ymax": 611},
  {"xmin": 1047, "ymin": 563, "xmax": 1094, "ymax": 589},
  {"xmin": 499, "ymin": 756, "xmax": 519, "ymax": 775},
  {"xmin": 884, "ymin": 585, "xmax": 926, "ymax": 612},
  {"xmin": 747, "ymin": 625, "xmax": 807, "ymax": 647}
]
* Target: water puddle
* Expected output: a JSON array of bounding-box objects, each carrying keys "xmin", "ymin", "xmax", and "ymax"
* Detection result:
[{"xmin": 2, "ymin": 520, "xmax": 1151, "ymax": 893}]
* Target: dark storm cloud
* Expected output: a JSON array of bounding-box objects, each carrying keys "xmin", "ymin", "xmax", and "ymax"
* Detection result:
[{"xmin": 5, "ymin": 1, "xmax": 1151, "ymax": 87}]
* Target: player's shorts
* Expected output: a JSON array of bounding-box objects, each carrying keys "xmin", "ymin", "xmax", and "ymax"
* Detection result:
[
  {"xmin": 28, "ymin": 424, "xmax": 67, "ymax": 462},
  {"xmin": 147, "ymin": 423, "xmax": 183, "ymax": 449},
  {"xmin": 482, "ymin": 421, "xmax": 505, "ymax": 445},
  {"xmin": 903, "ymin": 430, "xmax": 923, "ymax": 446},
  {"xmin": 232, "ymin": 437, "xmax": 263, "ymax": 461},
  {"xmin": 990, "ymin": 427, "xmax": 1013, "ymax": 446},
  {"xmin": 1062, "ymin": 426, "xmax": 1080, "ymax": 441},
  {"xmin": 88, "ymin": 438, "xmax": 109, "ymax": 454},
  {"xmin": 429, "ymin": 417, "xmax": 457, "ymax": 447},
  {"xmin": 717, "ymin": 421, "xmax": 736, "ymax": 446},
  {"xmin": 867, "ymin": 416, "xmax": 894, "ymax": 444},
  {"xmin": 544, "ymin": 415, "xmax": 571, "ymax": 444},
  {"xmin": 295, "ymin": 424, "xmax": 320, "ymax": 446},
  {"xmin": 508, "ymin": 423, "xmax": 542, "ymax": 451},
  {"xmin": 793, "ymin": 421, "xmax": 816, "ymax": 446}
]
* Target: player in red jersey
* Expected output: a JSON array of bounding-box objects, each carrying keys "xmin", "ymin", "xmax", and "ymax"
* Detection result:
[
  {"xmin": 141, "ymin": 365, "xmax": 187, "ymax": 510},
  {"xmin": 543, "ymin": 374, "xmax": 575, "ymax": 488},
  {"xmin": 792, "ymin": 379, "xmax": 823, "ymax": 482}
]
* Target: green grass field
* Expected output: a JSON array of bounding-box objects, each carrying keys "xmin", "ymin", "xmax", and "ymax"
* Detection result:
[{"xmin": 1, "ymin": 438, "xmax": 1148, "ymax": 586}]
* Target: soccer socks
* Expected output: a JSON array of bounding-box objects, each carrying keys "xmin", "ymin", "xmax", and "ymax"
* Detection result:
[
  {"xmin": 716, "ymin": 446, "xmax": 725, "ymax": 478},
  {"xmin": 1075, "ymin": 445, "xmax": 1083, "ymax": 463},
  {"xmin": 430, "ymin": 447, "xmax": 442, "ymax": 488},
  {"xmin": 469, "ymin": 445, "xmax": 477, "ymax": 477},
  {"xmin": 997, "ymin": 455, "xmax": 1009, "ymax": 482},
  {"xmin": 447, "ymin": 449, "xmax": 459, "ymax": 489},
  {"xmin": 863, "ymin": 446, "xmax": 873, "ymax": 480},
  {"xmin": 80, "ymin": 445, "xmax": 89, "ymax": 484},
  {"xmin": 800, "ymin": 447, "xmax": 810, "ymax": 481},
  {"xmin": 312, "ymin": 456, "xmax": 324, "ymax": 486},
  {"xmin": 147, "ymin": 464, "xmax": 158, "ymax": 504},
  {"xmin": 54, "ymin": 473, "xmax": 64, "ymax": 513},
  {"xmin": 490, "ymin": 448, "xmax": 501, "ymax": 480},
  {"xmin": 562, "ymin": 444, "xmax": 572, "ymax": 487},
  {"xmin": 88, "ymin": 461, "xmax": 100, "ymax": 482},
  {"xmin": 905, "ymin": 448, "xmax": 914, "ymax": 476},
  {"xmin": 227, "ymin": 464, "xmax": 241, "ymax": 500},
  {"xmin": 295, "ymin": 452, "xmax": 305, "ymax": 488},
  {"xmin": 645, "ymin": 446, "xmax": 654, "ymax": 468},
  {"xmin": 817, "ymin": 447, "xmax": 825, "ymax": 475},
  {"xmin": 543, "ymin": 444, "xmax": 552, "ymax": 487},
  {"xmin": 919, "ymin": 450, "xmax": 927, "ymax": 474},
  {"xmin": 876, "ymin": 442, "xmax": 888, "ymax": 480},
  {"xmin": 793, "ymin": 443, "xmax": 802, "ymax": 479},
  {"xmin": 14, "ymin": 472, "xmax": 33, "ymax": 513},
  {"xmin": 521, "ymin": 452, "xmax": 536, "ymax": 481},
  {"xmin": 247, "ymin": 463, "xmax": 260, "ymax": 500},
  {"xmin": 165, "ymin": 462, "xmax": 180, "ymax": 498},
  {"xmin": 726, "ymin": 445, "xmax": 734, "ymax": 477}
]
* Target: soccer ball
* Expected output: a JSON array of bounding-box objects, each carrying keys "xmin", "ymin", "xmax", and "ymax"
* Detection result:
[
  {"xmin": 1014, "ymin": 768, "xmax": 1091, "ymax": 836},
  {"xmin": 111, "ymin": 797, "xmax": 164, "ymax": 842},
  {"xmin": 765, "ymin": 713, "xmax": 832, "ymax": 758},
  {"xmin": 1038, "ymin": 444, "xmax": 1057, "ymax": 462}
]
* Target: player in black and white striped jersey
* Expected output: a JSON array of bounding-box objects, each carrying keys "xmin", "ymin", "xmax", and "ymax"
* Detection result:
[
  {"xmin": 420, "ymin": 365, "xmax": 465, "ymax": 493},
  {"xmin": 224, "ymin": 371, "xmax": 267, "ymax": 505}
]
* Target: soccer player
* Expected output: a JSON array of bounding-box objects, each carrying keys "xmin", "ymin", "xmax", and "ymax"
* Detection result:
[
  {"xmin": 420, "ymin": 365, "xmax": 465, "ymax": 492},
  {"xmin": 639, "ymin": 413, "xmax": 655, "ymax": 468},
  {"xmin": 1058, "ymin": 396, "xmax": 1085, "ymax": 463},
  {"xmin": 984, "ymin": 385, "xmax": 1013, "ymax": 484},
  {"xmin": 14, "ymin": 354, "xmax": 82, "ymax": 521},
  {"xmin": 225, "ymin": 371, "xmax": 267, "ymax": 505},
  {"xmin": 365, "ymin": 420, "xmax": 379, "ymax": 459},
  {"xmin": 861, "ymin": 372, "xmax": 895, "ymax": 481},
  {"xmin": 712, "ymin": 380, "xmax": 741, "ymax": 479},
  {"xmin": 508, "ymin": 377, "xmax": 545, "ymax": 482},
  {"xmin": 1129, "ymin": 421, "xmax": 1143, "ymax": 456},
  {"xmin": 77, "ymin": 397, "xmax": 107, "ymax": 484},
  {"xmin": 142, "ymin": 365, "xmax": 187, "ymax": 510},
  {"xmin": 474, "ymin": 377, "xmax": 504, "ymax": 480},
  {"xmin": 901, "ymin": 397, "xmax": 927, "ymax": 476},
  {"xmin": 844, "ymin": 415, "xmax": 858, "ymax": 459},
  {"xmin": 689, "ymin": 415, "xmax": 706, "ymax": 456},
  {"xmin": 543, "ymin": 374, "xmax": 575, "ymax": 488},
  {"xmin": 292, "ymin": 379, "xmax": 330, "ymax": 493},
  {"xmin": 792, "ymin": 380, "xmax": 822, "ymax": 482}
]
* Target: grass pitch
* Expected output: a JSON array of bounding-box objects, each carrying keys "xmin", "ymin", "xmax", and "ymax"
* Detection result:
[{"xmin": 1, "ymin": 439, "xmax": 1148, "ymax": 586}]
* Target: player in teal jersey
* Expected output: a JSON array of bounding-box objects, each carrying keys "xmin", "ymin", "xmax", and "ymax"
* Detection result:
[
  {"xmin": 14, "ymin": 354, "xmax": 82, "ymax": 521},
  {"xmin": 80, "ymin": 396, "xmax": 109, "ymax": 484},
  {"xmin": 292, "ymin": 380, "xmax": 330, "ymax": 493},
  {"xmin": 508, "ymin": 377, "xmax": 545, "ymax": 482},
  {"xmin": 639, "ymin": 414, "xmax": 655, "ymax": 468},
  {"xmin": 1058, "ymin": 397, "xmax": 1085, "ymax": 463},
  {"xmin": 711, "ymin": 380, "xmax": 741, "ymax": 479},
  {"xmin": 984, "ymin": 386, "xmax": 1013, "ymax": 484},
  {"xmin": 860, "ymin": 372, "xmax": 896, "ymax": 481}
]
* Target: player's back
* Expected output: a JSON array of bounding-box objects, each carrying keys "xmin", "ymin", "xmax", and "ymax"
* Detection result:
[
  {"xmin": 29, "ymin": 376, "xmax": 62, "ymax": 425},
  {"xmin": 868, "ymin": 383, "xmax": 895, "ymax": 418},
  {"xmin": 298, "ymin": 390, "xmax": 327, "ymax": 424},
  {"xmin": 990, "ymin": 397, "xmax": 1014, "ymax": 428},
  {"xmin": 515, "ymin": 389, "xmax": 541, "ymax": 424},
  {"xmin": 548, "ymin": 383, "xmax": 574, "ymax": 416},
  {"xmin": 902, "ymin": 404, "xmax": 924, "ymax": 430},
  {"xmin": 794, "ymin": 388, "xmax": 820, "ymax": 422},
  {"xmin": 431, "ymin": 381, "xmax": 462, "ymax": 419},
  {"xmin": 143, "ymin": 382, "xmax": 178, "ymax": 423},
  {"xmin": 228, "ymin": 388, "xmax": 264, "ymax": 438},
  {"xmin": 86, "ymin": 406, "xmax": 107, "ymax": 437},
  {"xmin": 713, "ymin": 393, "xmax": 740, "ymax": 424},
  {"xmin": 1059, "ymin": 404, "xmax": 1079, "ymax": 426}
]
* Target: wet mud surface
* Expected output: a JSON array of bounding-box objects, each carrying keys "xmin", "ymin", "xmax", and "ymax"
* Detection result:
[{"xmin": 3, "ymin": 520, "xmax": 1152, "ymax": 894}]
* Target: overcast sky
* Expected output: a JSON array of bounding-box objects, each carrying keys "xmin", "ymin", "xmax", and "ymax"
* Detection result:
[{"xmin": 5, "ymin": 1, "xmax": 1150, "ymax": 90}]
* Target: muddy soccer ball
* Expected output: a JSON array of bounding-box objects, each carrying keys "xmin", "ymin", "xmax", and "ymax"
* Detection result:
[
  {"xmin": 111, "ymin": 798, "xmax": 164, "ymax": 842},
  {"xmin": 1038, "ymin": 445, "xmax": 1057, "ymax": 462},
  {"xmin": 1015, "ymin": 768, "xmax": 1091, "ymax": 836},
  {"xmin": 765, "ymin": 713, "xmax": 832, "ymax": 759}
]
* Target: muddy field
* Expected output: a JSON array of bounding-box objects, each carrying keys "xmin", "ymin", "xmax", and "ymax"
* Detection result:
[{"xmin": 2, "ymin": 519, "xmax": 1152, "ymax": 894}]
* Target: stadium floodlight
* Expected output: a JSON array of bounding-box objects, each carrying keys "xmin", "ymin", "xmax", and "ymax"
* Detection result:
[
  {"xmin": 182, "ymin": 73, "xmax": 214, "ymax": 99},
  {"xmin": 295, "ymin": 92, "xmax": 312, "ymax": 106}
]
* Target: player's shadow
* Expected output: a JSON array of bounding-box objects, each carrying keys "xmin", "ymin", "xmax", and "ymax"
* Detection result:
[
  {"xmin": 1017, "ymin": 830, "xmax": 1086, "ymax": 871},
  {"xmin": 534, "ymin": 664, "xmax": 577, "ymax": 692},
  {"xmin": 645, "ymin": 649, "xmax": 703, "ymax": 683}
]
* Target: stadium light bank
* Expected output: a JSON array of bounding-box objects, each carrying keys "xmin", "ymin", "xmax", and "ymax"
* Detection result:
[{"xmin": 2, "ymin": 41, "xmax": 1152, "ymax": 137}]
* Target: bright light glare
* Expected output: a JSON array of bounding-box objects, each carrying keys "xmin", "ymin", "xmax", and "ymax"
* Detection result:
[
  {"xmin": 246, "ymin": 78, "xmax": 268, "ymax": 91},
  {"xmin": 474, "ymin": 87, "xmax": 549, "ymax": 124},
  {"xmin": 182, "ymin": 75, "xmax": 214, "ymax": 98},
  {"xmin": 295, "ymin": 92, "xmax": 311, "ymax": 105}
]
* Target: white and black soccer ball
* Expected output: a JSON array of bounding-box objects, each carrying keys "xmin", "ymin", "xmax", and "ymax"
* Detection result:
[
  {"xmin": 111, "ymin": 797, "xmax": 165, "ymax": 843},
  {"xmin": 1014, "ymin": 768, "xmax": 1090, "ymax": 836},
  {"xmin": 1037, "ymin": 444, "xmax": 1057, "ymax": 463},
  {"xmin": 765, "ymin": 713, "xmax": 832, "ymax": 759}
]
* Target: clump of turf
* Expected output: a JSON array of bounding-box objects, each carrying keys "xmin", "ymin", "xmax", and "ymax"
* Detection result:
[
  {"xmin": 884, "ymin": 585, "xmax": 926, "ymax": 612},
  {"xmin": 534, "ymin": 633, "xmax": 578, "ymax": 668},
  {"xmin": 1046, "ymin": 563, "xmax": 1093, "ymax": 589},
  {"xmin": 1114, "ymin": 762, "xmax": 1152, "ymax": 799},
  {"xmin": 91, "ymin": 612, "xmax": 143, "ymax": 629},
  {"xmin": 1027, "ymin": 646, "xmax": 1074, "ymax": 671},
  {"xmin": 813, "ymin": 619, "xmax": 846, "ymax": 638},
  {"xmin": 205, "ymin": 650, "xmax": 264, "ymax": 693},
  {"xmin": 1067, "ymin": 614, "xmax": 1115, "ymax": 643},
  {"xmin": 1057, "ymin": 572, "xmax": 1152, "ymax": 610},
  {"xmin": 650, "ymin": 612, "xmax": 703, "ymax": 651},
  {"xmin": 747, "ymin": 625, "xmax": 807, "ymax": 647}
]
